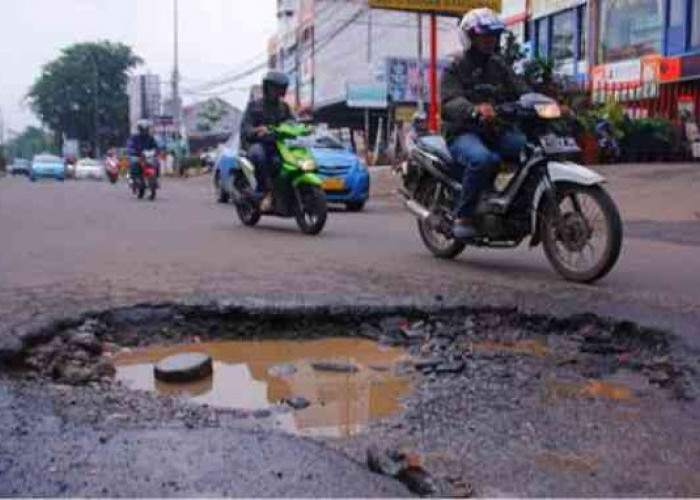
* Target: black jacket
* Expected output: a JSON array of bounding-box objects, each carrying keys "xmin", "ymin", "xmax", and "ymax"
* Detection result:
[
  {"xmin": 440, "ymin": 50, "xmax": 529, "ymax": 142},
  {"xmin": 240, "ymin": 98, "xmax": 294, "ymax": 148}
]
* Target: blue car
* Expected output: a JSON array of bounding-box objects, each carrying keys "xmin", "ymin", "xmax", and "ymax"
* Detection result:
[
  {"xmin": 307, "ymin": 134, "xmax": 370, "ymax": 211},
  {"xmin": 30, "ymin": 154, "xmax": 66, "ymax": 182},
  {"xmin": 213, "ymin": 133, "xmax": 370, "ymax": 211}
]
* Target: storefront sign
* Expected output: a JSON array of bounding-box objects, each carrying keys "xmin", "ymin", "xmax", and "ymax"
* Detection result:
[
  {"xmin": 660, "ymin": 57, "xmax": 682, "ymax": 82},
  {"xmin": 394, "ymin": 105, "xmax": 418, "ymax": 122},
  {"xmin": 531, "ymin": 0, "xmax": 584, "ymax": 18},
  {"xmin": 368, "ymin": 0, "xmax": 501, "ymax": 16},
  {"xmin": 681, "ymin": 54, "xmax": 700, "ymax": 79},
  {"xmin": 590, "ymin": 55, "xmax": 661, "ymax": 103},
  {"xmin": 346, "ymin": 83, "xmax": 388, "ymax": 109}
]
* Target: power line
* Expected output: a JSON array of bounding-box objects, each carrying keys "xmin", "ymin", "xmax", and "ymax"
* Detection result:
[{"xmin": 186, "ymin": 1, "xmax": 344, "ymax": 94}]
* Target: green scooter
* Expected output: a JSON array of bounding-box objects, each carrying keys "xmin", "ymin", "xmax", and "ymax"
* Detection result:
[{"xmin": 232, "ymin": 122, "xmax": 328, "ymax": 235}]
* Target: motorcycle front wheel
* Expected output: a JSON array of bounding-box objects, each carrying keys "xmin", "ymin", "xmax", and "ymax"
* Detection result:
[
  {"xmin": 415, "ymin": 178, "xmax": 466, "ymax": 259},
  {"xmin": 295, "ymin": 185, "xmax": 327, "ymax": 235},
  {"xmin": 541, "ymin": 182, "xmax": 623, "ymax": 283}
]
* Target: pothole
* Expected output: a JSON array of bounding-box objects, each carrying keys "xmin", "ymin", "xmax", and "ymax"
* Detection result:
[
  {"xmin": 113, "ymin": 338, "xmax": 412, "ymax": 437},
  {"xmin": 3, "ymin": 303, "xmax": 695, "ymax": 430}
]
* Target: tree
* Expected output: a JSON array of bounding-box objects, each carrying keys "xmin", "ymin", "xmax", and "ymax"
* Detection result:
[
  {"xmin": 4, "ymin": 126, "xmax": 56, "ymax": 160},
  {"xmin": 28, "ymin": 41, "xmax": 142, "ymax": 156}
]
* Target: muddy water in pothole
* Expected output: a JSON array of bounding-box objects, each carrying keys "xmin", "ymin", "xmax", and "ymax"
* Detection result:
[{"xmin": 114, "ymin": 338, "xmax": 411, "ymax": 437}]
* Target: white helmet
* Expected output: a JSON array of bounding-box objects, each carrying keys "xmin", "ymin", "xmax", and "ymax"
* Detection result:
[
  {"xmin": 458, "ymin": 8, "xmax": 506, "ymax": 50},
  {"xmin": 136, "ymin": 119, "xmax": 151, "ymax": 134}
]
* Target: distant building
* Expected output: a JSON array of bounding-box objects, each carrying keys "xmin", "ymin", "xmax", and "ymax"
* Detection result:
[
  {"xmin": 128, "ymin": 74, "xmax": 162, "ymax": 133},
  {"xmin": 182, "ymin": 98, "xmax": 243, "ymax": 152}
]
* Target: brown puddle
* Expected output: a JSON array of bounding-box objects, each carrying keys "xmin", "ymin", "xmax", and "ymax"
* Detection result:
[
  {"xmin": 544, "ymin": 378, "xmax": 635, "ymax": 402},
  {"xmin": 471, "ymin": 337, "xmax": 550, "ymax": 357},
  {"xmin": 114, "ymin": 338, "xmax": 411, "ymax": 437}
]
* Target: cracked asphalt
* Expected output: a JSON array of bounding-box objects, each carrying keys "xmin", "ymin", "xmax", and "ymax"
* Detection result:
[{"xmin": 1, "ymin": 162, "xmax": 699, "ymax": 496}]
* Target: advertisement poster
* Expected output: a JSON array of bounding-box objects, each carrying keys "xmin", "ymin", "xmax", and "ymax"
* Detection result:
[{"xmin": 386, "ymin": 58, "xmax": 448, "ymax": 103}]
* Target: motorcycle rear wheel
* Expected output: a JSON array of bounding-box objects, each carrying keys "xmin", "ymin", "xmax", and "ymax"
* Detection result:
[
  {"xmin": 415, "ymin": 179, "xmax": 466, "ymax": 259},
  {"xmin": 541, "ymin": 182, "xmax": 622, "ymax": 283}
]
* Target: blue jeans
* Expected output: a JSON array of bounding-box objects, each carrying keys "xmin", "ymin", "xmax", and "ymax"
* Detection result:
[
  {"xmin": 449, "ymin": 128, "xmax": 527, "ymax": 218},
  {"xmin": 247, "ymin": 142, "xmax": 278, "ymax": 193}
]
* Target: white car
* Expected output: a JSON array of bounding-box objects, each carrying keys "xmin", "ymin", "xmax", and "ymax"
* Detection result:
[{"xmin": 74, "ymin": 158, "xmax": 105, "ymax": 180}]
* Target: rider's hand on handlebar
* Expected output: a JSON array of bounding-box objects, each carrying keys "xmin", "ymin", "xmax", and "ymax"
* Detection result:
[
  {"xmin": 253, "ymin": 126, "xmax": 270, "ymax": 137},
  {"xmin": 475, "ymin": 103, "xmax": 496, "ymax": 123}
]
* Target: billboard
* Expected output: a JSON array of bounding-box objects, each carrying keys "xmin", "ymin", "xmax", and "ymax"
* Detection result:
[
  {"xmin": 368, "ymin": 0, "xmax": 501, "ymax": 15},
  {"xmin": 386, "ymin": 57, "xmax": 449, "ymax": 103}
]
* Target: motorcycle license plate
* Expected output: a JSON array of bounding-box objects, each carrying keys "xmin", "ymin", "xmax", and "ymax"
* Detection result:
[
  {"xmin": 322, "ymin": 178, "xmax": 345, "ymax": 191},
  {"xmin": 541, "ymin": 135, "xmax": 579, "ymax": 151}
]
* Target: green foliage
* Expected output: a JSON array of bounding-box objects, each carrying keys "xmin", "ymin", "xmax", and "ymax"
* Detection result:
[
  {"xmin": 4, "ymin": 126, "xmax": 57, "ymax": 159},
  {"xmin": 28, "ymin": 41, "xmax": 142, "ymax": 153},
  {"xmin": 180, "ymin": 156, "xmax": 202, "ymax": 170},
  {"xmin": 620, "ymin": 118, "xmax": 680, "ymax": 161},
  {"xmin": 502, "ymin": 30, "xmax": 526, "ymax": 67}
]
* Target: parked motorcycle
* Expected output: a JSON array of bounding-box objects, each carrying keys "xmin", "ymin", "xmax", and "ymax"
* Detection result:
[
  {"xmin": 228, "ymin": 122, "xmax": 328, "ymax": 235},
  {"xmin": 128, "ymin": 150, "xmax": 159, "ymax": 201},
  {"xmin": 398, "ymin": 89, "xmax": 623, "ymax": 283}
]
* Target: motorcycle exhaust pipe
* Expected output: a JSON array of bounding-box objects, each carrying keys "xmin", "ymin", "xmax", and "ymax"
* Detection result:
[{"xmin": 404, "ymin": 199, "xmax": 431, "ymax": 221}]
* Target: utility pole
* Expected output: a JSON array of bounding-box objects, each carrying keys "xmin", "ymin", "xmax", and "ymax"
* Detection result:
[
  {"xmin": 417, "ymin": 13, "xmax": 424, "ymax": 114},
  {"xmin": 172, "ymin": 0, "xmax": 182, "ymax": 170},
  {"xmin": 0, "ymin": 106, "xmax": 5, "ymax": 146}
]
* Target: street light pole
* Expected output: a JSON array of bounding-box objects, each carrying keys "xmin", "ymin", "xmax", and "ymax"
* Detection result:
[{"xmin": 172, "ymin": 0, "xmax": 182, "ymax": 171}]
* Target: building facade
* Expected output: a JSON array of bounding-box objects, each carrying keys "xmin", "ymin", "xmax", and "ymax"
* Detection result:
[
  {"xmin": 268, "ymin": 0, "xmax": 462, "ymax": 136},
  {"xmin": 512, "ymin": 0, "xmax": 700, "ymax": 119},
  {"xmin": 127, "ymin": 74, "xmax": 162, "ymax": 133}
]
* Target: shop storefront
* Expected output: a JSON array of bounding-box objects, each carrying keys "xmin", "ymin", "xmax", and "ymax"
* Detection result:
[
  {"xmin": 527, "ymin": 0, "xmax": 589, "ymax": 81},
  {"xmin": 589, "ymin": 0, "xmax": 700, "ymax": 118}
]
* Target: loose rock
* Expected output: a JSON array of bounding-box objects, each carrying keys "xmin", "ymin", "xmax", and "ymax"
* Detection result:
[
  {"xmin": 0, "ymin": 336, "xmax": 24, "ymax": 364},
  {"xmin": 436, "ymin": 361, "xmax": 465, "ymax": 375},
  {"xmin": 268, "ymin": 363, "xmax": 297, "ymax": 378},
  {"xmin": 311, "ymin": 361, "xmax": 359, "ymax": 373},
  {"xmin": 68, "ymin": 332, "xmax": 102, "ymax": 355},
  {"xmin": 284, "ymin": 397, "xmax": 311, "ymax": 410}
]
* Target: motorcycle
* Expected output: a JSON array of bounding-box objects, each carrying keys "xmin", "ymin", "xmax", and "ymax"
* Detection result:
[
  {"xmin": 128, "ymin": 150, "xmax": 159, "ymax": 201},
  {"xmin": 228, "ymin": 122, "xmax": 328, "ymax": 235},
  {"xmin": 105, "ymin": 156, "xmax": 120, "ymax": 184},
  {"xmin": 398, "ymin": 89, "xmax": 623, "ymax": 283}
]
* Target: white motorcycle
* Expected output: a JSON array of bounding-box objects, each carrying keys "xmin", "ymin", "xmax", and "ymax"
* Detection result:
[{"xmin": 399, "ymin": 90, "xmax": 623, "ymax": 283}]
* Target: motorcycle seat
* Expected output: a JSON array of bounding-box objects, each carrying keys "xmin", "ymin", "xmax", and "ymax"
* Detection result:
[{"xmin": 417, "ymin": 135, "xmax": 454, "ymax": 165}]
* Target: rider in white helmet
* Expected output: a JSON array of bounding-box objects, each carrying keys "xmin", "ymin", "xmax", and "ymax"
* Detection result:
[{"xmin": 441, "ymin": 8, "xmax": 530, "ymax": 239}]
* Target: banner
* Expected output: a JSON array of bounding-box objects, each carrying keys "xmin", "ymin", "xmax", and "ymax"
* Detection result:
[{"xmin": 368, "ymin": 0, "xmax": 501, "ymax": 16}]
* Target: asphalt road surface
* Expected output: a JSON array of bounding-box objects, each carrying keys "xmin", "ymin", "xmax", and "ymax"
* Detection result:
[
  {"xmin": 1, "ymin": 164, "xmax": 699, "ymax": 496},
  {"xmin": 1, "ymin": 163, "xmax": 699, "ymax": 346}
]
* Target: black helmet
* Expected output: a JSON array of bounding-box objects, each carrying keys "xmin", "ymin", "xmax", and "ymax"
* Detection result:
[{"xmin": 263, "ymin": 70, "xmax": 290, "ymax": 89}]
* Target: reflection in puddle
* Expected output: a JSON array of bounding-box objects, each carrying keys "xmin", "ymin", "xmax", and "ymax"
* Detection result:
[{"xmin": 114, "ymin": 338, "xmax": 411, "ymax": 437}]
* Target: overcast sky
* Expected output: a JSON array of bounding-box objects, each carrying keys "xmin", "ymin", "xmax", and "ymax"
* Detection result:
[{"xmin": 0, "ymin": 0, "xmax": 277, "ymax": 133}]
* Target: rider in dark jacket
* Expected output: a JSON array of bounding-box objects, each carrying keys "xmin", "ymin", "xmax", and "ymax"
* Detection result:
[
  {"xmin": 240, "ymin": 71, "xmax": 294, "ymax": 209},
  {"xmin": 441, "ymin": 8, "xmax": 530, "ymax": 239},
  {"xmin": 127, "ymin": 119, "xmax": 160, "ymax": 178}
]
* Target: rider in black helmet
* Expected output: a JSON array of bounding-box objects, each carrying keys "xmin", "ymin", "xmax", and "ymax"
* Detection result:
[{"xmin": 240, "ymin": 70, "xmax": 294, "ymax": 210}]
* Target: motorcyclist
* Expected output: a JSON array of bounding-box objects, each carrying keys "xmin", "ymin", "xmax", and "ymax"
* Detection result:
[
  {"xmin": 127, "ymin": 119, "xmax": 160, "ymax": 180},
  {"xmin": 240, "ymin": 71, "xmax": 294, "ymax": 210},
  {"xmin": 441, "ymin": 8, "xmax": 530, "ymax": 239}
]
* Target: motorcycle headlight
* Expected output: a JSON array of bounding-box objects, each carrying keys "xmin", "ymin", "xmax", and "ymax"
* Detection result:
[
  {"xmin": 300, "ymin": 159, "xmax": 316, "ymax": 172},
  {"xmin": 534, "ymin": 103, "xmax": 562, "ymax": 119}
]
